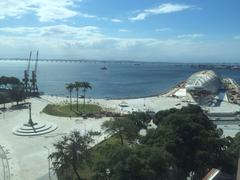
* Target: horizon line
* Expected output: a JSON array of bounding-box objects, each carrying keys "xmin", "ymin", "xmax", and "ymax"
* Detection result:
[{"xmin": 0, "ymin": 58, "xmax": 240, "ymax": 64}]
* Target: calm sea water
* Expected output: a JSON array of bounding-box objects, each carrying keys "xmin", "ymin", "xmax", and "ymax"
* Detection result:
[{"xmin": 0, "ymin": 60, "xmax": 239, "ymax": 99}]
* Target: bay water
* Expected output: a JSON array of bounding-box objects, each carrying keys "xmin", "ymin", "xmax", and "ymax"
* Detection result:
[{"xmin": 0, "ymin": 60, "xmax": 239, "ymax": 99}]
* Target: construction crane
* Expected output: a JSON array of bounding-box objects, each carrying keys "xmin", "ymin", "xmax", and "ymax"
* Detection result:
[
  {"xmin": 30, "ymin": 50, "xmax": 39, "ymax": 95},
  {"xmin": 23, "ymin": 51, "xmax": 32, "ymax": 93}
]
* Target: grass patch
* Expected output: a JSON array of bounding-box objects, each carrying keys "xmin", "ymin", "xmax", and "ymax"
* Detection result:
[{"xmin": 42, "ymin": 103, "xmax": 102, "ymax": 117}]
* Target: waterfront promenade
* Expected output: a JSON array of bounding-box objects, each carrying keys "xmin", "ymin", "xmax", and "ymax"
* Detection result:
[{"xmin": 0, "ymin": 92, "xmax": 239, "ymax": 179}]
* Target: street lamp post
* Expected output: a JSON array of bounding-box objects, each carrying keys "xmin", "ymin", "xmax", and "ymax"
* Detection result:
[
  {"xmin": 28, "ymin": 103, "xmax": 33, "ymax": 125},
  {"xmin": 44, "ymin": 146, "xmax": 52, "ymax": 180},
  {"xmin": 76, "ymin": 150, "xmax": 81, "ymax": 160},
  {"xmin": 105, "ymin": 168, "xmax": 110, "ymax": 180}
]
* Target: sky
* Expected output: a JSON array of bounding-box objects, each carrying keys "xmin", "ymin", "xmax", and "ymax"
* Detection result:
[{"xmin": 0, "ymin": 0, "xmax": 240, "ymax": 62}]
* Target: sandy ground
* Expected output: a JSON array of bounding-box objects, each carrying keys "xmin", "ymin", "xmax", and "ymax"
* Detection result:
[
  {"xmin": 40, "ymin": 94, "xmax": 190, "ymax": 116},
  {"xmin": 0, "ymin": 93, "xmax": 240, "ymax": 180}
]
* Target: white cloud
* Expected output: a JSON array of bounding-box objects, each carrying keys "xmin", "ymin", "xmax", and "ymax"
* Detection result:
[
  {"xmin": 0, "ymin": 25, "xmax": 239, "ymax": 62},
  {"xmin": 155, "ymin": 28, "xmax": 171, "ymax": 32},
  {"xmin": 78, "ymin": 12, "xmax": 97, "ymax": 19},
  {"xmin": 177, "ymin": 33, "xmax": 205, "ymax": 39},
  {"xmin": 0, "ymin": 0, "xmax": 83, "ymax": 22},
  {"xmin": 129, "ymin": 13, "xmax": 147, "ymax": 21},
  {"xmin": 0, "ymin": 27, "xmax": 38, "ymax": 34},
  {"xmin": 0, "ymin": 1, "xmax": 30, "ymax": 19},
  {"xmin": 0, "ymin": 25, "xmax": 103, "ymax": 40},
  {"xmin": 111, "ymin": 18, "xmax": 122, "ymax": 23},
  {"xmin": 234, "ymin": 35, "xmax": 240, "ymax": 40},
  {"xmin": 129, "ymin": 3, "xmax": 193, "ymax": 21},
  {"xmin": 119, "ymin": 29, "xmax": 130, "ymax": 33},
  {"xmin": 36, "ymin": 6, "xmax": 77, "ymax": 22}
]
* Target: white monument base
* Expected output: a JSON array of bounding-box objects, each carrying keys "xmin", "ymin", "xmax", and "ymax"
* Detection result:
[{"xmin": 13, "ymin": 122, "xmax": 57, "ymax": 136}]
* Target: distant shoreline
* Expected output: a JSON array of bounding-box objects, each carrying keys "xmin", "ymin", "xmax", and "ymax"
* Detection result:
[
  {"xmin": 43, "ymin": 84, "xmax": 179, "ymax": 101},
  {"xmin": 44, "ymin": 92, "xmax": 162, "ymax": 101}
]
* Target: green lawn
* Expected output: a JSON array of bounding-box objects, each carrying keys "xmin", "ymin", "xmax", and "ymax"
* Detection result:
[{"xmin": 42, "ymin": 103, "xmax": 102, "ymax": 117}]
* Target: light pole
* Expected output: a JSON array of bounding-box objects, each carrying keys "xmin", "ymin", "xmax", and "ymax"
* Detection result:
[
  {"xmin": 76, "ymin": 150, "xmax": 81, "ymax": 160},
  {"xmin": 28, "ymin": 103, "xmax": 33, "ymax": 125},
  {"xmin": 105, "ymin": 168, "xmax": 110, "ymax": 180},
  {"xmin": 43, "ymin": 146, "xmax": 52, "ymax": 180}
]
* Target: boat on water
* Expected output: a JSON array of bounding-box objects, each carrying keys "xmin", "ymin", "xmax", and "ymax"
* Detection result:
[
  {"xmin": 134, "ymin": 63, "xmax": 140, "ymax": 66},
  {"xmin": 101, "ymin": 66, "xmax": 107, "ymax": 70}
]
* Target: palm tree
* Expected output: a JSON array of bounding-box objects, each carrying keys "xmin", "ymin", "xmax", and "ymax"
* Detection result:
[
  {"xmin": 80, "ymin": 82, "xmax": 92, "ymax": 113},
  {"xmin": 66, "ymin": 83, "xmax": 75, "ymax": 110},
  {"xmin": 74, "ymin": 82, "xmax": 82, "ymax": 112},
  {"xmin": 49, "ymin": 131, "xmax": 93, "ymax": 180}
]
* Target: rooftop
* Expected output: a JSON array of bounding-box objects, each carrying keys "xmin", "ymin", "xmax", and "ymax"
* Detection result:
[{"xmin": 186, "ymin": 70, "xmax": 218, "ymax": 87}]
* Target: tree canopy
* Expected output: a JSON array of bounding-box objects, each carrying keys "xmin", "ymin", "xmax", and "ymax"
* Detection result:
[
  {"xmin": 102, "ymin": 117, "xmax": 139, "ymax": 145},
  {"xmin": 0, "ymin": 76, "xmax": 21, "ymax": 88},
  {"xmin": 54, "ymin": 105, "xmax": 239, "ymax": 180},
  {"xmin": 99, "ymin": 105, "xmax": 237, "ymax": 179},
  {"xmin": 10, "ymin": 84, "xmax": 26, "ymax": 105},
  {"xmin": 50, "ymin": 131, "xmax": 93, "ymax": 180},
  {"xmin": 142, "ymin": 105, "xmax": 234, "ymax": 179},
  {"xmin": 0, "ymin": 76, "xmax": 26, "ymax": 105},
  {"xmin": 126, "ymin": 112, "xmax": 152, "ymax": 130}
]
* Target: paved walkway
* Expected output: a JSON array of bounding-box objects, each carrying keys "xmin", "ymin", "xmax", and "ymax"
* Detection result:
[
  {"xmin": 0, "ymin": 97, "xmax": 108, "ymax": 179},
  {"xmin": 0, "ymin": 145, "xmax": 10, "ymax": 180}
]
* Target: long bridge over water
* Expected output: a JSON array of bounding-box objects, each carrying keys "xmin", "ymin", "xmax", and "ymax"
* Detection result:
[{"xmin": 0, "ymin": 58, "xmax": 144, "ymax": 64}]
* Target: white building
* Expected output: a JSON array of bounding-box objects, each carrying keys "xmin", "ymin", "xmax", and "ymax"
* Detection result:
[{"xmin": 186, "ymin": 70, "xmax": 220, "ymax": 94}]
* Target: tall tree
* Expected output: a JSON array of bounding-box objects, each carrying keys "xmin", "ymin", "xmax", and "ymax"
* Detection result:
[
  {"xmin": 10, "ymin": 84, "xmax": 25, "ymax": 105},
  {"xmin": 0, "ymin": 76, "xmax": 21, "ymax": 89},
  {"xmin": 8, "ymin": 77, "xmax": 21, "ymax": 85},
  {"xmin": 102, "ymin": 117, "xmax": 139, "ymax": 145},
  {"xmin": 93, "ymin": 144, "xmax": 173, "ymax": 180},
  {"xmin": 74, "ymin": 81, "xmax": 82, "ymax": 112},
  {"xmin": 66, "ymin": 83, "xmax": 75, "ymax": 110},
  {"xmin": 0, "ymin": 93, "xmax": 10, "ymax": 109},
  {"xmin": 80, "ymin": 82, "xmax": 92, "ymax": 113},
  {"xmin": 49, "ymin": 131, "xmax": 93, "ymax": 180},
  {"xmin": 127, "ymin": 112, "xmax": 151, "ymax": 130},
  {"xmin": 221, "ymin": 132, "xmax": 240, "ymax": 174},
  {"xmin": 0, "ymin": 76, "xmax": 9, "ymax": 88},
  {"xmin": 142, "ymin": 105, "xmax": 226, "ymax": 179}
]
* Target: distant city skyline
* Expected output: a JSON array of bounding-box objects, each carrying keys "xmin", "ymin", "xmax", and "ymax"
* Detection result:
[{"xmin": 0, "ymin": 0, "xmax": 240, "ymax": 62}]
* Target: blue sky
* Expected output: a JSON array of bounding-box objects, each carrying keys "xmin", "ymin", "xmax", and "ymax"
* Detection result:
[{"xmin": 0, "ymin": 0, "xmax": 239, "ymax": 62}]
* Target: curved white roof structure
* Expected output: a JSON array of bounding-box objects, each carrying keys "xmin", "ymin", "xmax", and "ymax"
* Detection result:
[{"xmin": 186, "ymin": 70, "xmax": 220, "ymax": 94}]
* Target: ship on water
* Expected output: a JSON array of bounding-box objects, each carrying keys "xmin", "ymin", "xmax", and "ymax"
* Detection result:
[{"xmin": 100, "ymin": 66, "xmax": 107, "ymax": 70}]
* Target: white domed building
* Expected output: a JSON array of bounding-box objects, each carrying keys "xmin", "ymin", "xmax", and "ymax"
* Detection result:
[{"xmin": 186, "ymin": 70, "xmax": 220, "ymax": 94}]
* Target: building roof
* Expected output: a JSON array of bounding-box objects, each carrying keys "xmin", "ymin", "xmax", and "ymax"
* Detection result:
[{"xmin": 186, "ymin": 70, "xmax": 218, "ymax": 88}]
